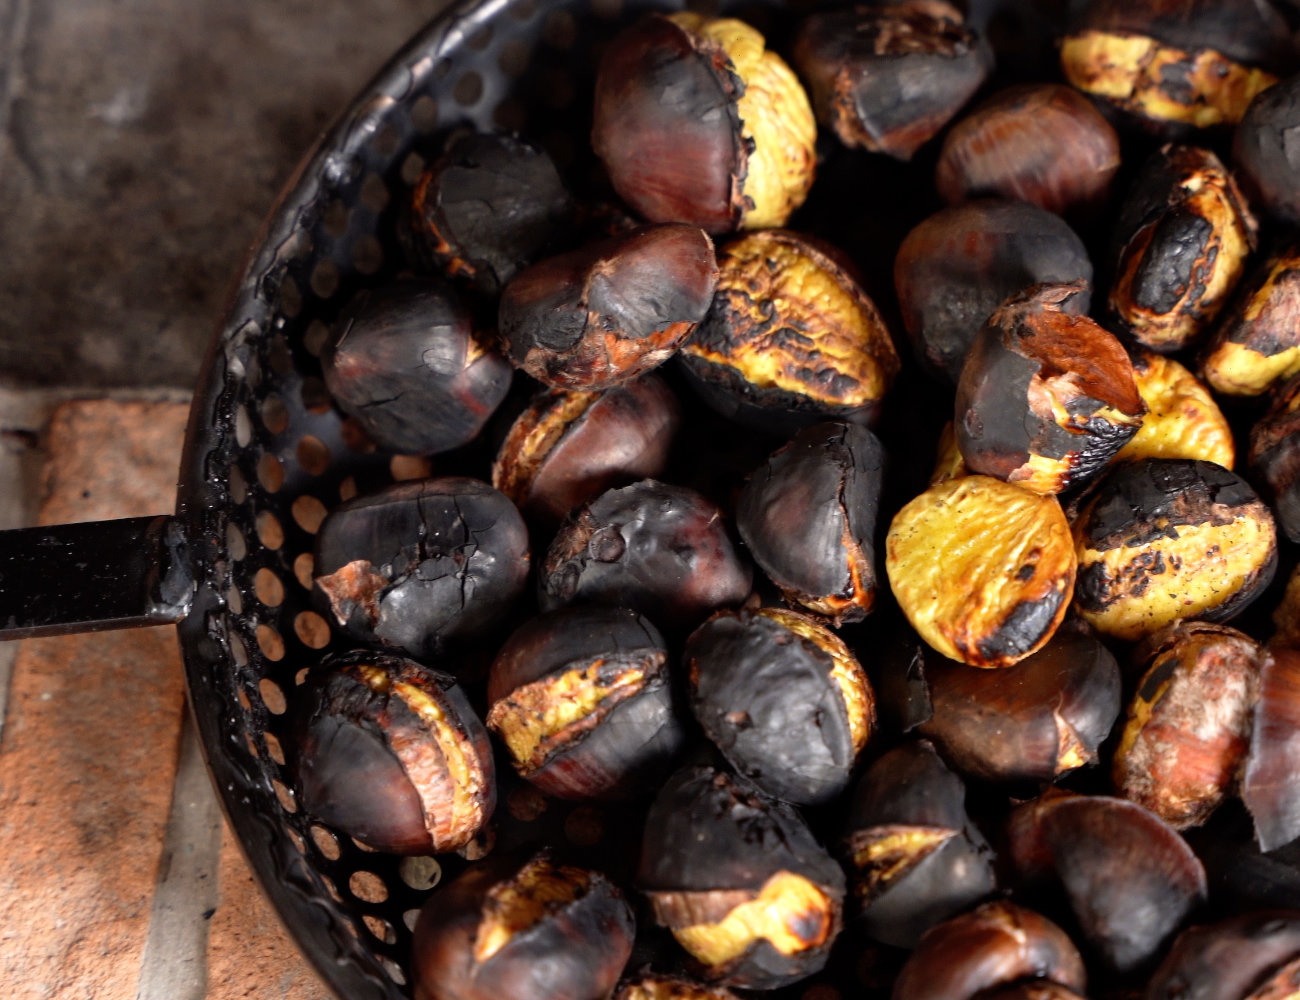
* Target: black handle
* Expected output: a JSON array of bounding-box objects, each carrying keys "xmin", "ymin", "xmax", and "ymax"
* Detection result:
[{"xmin": 0, "ymin": 515, "xmax": 193, "ymax": 639}]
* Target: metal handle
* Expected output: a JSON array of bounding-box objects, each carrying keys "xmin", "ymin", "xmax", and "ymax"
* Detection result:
[{"xmin": 0, "ymin": 515, "xmax": 193, "ymax": 639}]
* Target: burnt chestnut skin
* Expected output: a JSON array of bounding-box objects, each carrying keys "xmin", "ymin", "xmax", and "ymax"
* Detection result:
[{"xmin": 1236, "ymin": 75, "xmax": 1300, "ymax": 225}]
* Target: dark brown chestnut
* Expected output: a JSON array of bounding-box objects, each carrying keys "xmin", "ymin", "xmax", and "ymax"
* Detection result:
[
  {"xmin": 1202, "ymin": 245, "xmax": 1300, "ymax": 399},
  {"xmin": 1114, "ymin": 349, "xmax": 1234, "ymax": 468},
  {"xmin": 1243, "ymin": 646, "xmax": 1300, "ymax": 852},
  {"xmin": 290, "ymin": 651, "xmax": 495, "ymax": 855},
  {"xmin": 1235, "ymin": 76, "xmax": 1300, "ymax": 226},
  {"xmin": 1274, "ymin": 564, "xmax": 1300, "ymax": 649},
  {"xmin": 1249, "ymin": 373, "xmax": 1300, "ymax": 543},
  {"xmin": 485, "ymin": 606, "xmax": 684, "ymax": 800},
  {"xmin": 1146, "ymin": 909, "xmax": 1300, "ymax": 1000},
  {"xmin": 411, "ymin": 851, "xmax": 635, "ymax": 1000},
  {"xmin": 972, "ymin": 985, "xmax": 1087, "ymax": 1000},
  {"xmin": 499, "ymin": 224, "xmax": 717, "ymax": 391}
]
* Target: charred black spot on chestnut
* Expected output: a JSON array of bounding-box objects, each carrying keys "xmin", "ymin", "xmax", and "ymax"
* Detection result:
[
  {"xmin": 1236, "ymin": 75, "xmax": 1300, "ymax": 227},
  {"xmin": 321, "ymin": 279, "xmax": 512, "ymax": 457},
  {"xmin": 485, "ymin": 606, "xmax": 685, "ymax": 801},
  {"xmin": 1249, "ymin": 373, "xmax": 1300, "ymax": 544},
  {"xmin": 1146, "ymin": 909, "xmax": 1300, "ymax": 1000},
  {"xmin": 411, "ymin": 851, "xmax": 636, "ymax": 1000},
  {"xmin": 289, "ymin": 651, "xmax": 495, "ymax": 855},
  {"xmin": 313, "ymin": 477, "xmax": 530, "ymax": 660},
  {"xmin": 638, "ymin": 765, "xmax": 845, "ymax": 989}
]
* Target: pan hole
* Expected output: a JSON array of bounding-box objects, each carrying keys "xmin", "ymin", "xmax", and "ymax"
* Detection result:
[
  {"xmin": 296, "ymin": 666, "xmax": 311, "ymax": 686},
  {"xmin": 294, "ymin": 611, "xmax": 332, "ymax": 650},
  {"xmin": 259, "ymin": 678, "xmax": 287, "ymax": 715},
  {"xmin": 323, "ymin": 199, "xmax": 350, "ymax": 239},
  {"xmin": 373, "ymin": 122, "xmax": 401, "ymax": 156},
  {"xmin": 229, "ymin": 466, "xmax": 248, "ymax": 504},
  {"xmin": 390, "ymin": 454, "xmax": 433, "ymax": 481},
  {"xmin": 230, "ymin": 632, "xmax": 249, "ymax": 667},
  {"xmin": 261, "ymin": 395, "xmax": 290, "ymax": 435},
  {"xmin": 543, "ymin": 9, "xmax": 578, "ymax": 49},
  {"xmin": 360, "ymin": 172, "xmax": 390, "ymax": 214},
  {"xmin": 510, "ymin": 0, "xmax": 538, "ymax": 20},
  {"xmin": 268, "ymin": 335, "xmax": 293, "ymax": 376},
  {"xmin": 235, "ymin": 407, "xmax": 253, "ymax": 448},
  {"xmin": 301, "ymin": 376, "xmax": 332, "ymax": 414},
  {"xmin": 310, "ymin": 260, "xmax": 340, "ymax": 300},
  {"xmin": 226, "ymin": 583, "xmax": 243, "ymax": 616},
  {"xmin": 507, "ymin": 786, "xmax": 548, "ymax": 822},
  {"xmin": 403, "ymin": 909, "xmax": 421, "ymax": 933},
  {"xmin": 411, "ymin": 95, "xmax": 439, "ymax": 133},
  {"xmin": 303, "ymin": 320, "xmax": 330, "ymax": 357},
  {"xmin": 399, "ymin": 856, "xmax": 442, "ymax": 891},
  {"xmin": 297, "ymin": 436, "xmax": 331, "ymax": 476},
  {"xmin": 257, "ymin": 453, "xmax": 284, "ymax": 493},
  {"xmin": 339, "ymin": 477, "xmax": 357, "ymax": 503},
  {"xmin": 319, "ymin": 873, "xmax": 343, "ymax": 903},
  {"xmin": 353, "ymin": 837, "xmax": 378, "ymax": 853},
  {"xmin": 278, "ymin": 276, "xmax": 303, "ymax": 318},
  {"xmin": 294, "ymin": 552, "xmax": 315, "ymax": 591},
  {"xmin": 352, "ymin": 235, "xmax": 384, "ymax": 275},
  {"xmin": 493, "ymin": 98, "xmax": 527, "ymax": 132},
  {"xmin": 380, "ymin": 957, "xmax": 407, "ymax": 986},
  {"xmin": 257, "ymin": 623, "xmax": 286, "ymax": 661},
  {"xmin": 468, "ymin": 24, "xmax": 494, "ymax": 50},
  {"xmin": 264, "ymin": 730, "xmax": 286, "ymax": 765},
  {"xmin": 364, "ymin": 915, "xmax": 398, "ymax": 945},
  {"xmin": 256, "ymin": 511, "xmax": 284, "ymax": 550},
  {"xmin": 286, "ymin": 826, "xmax": 306, "ymax": 854},
  {"xmin": 226, "ymin": 523, "xmax": 247, "ymax": 561},
  {"xmin": 311, "ymin": 824, "xmax": 341, "ymax": 860},
  {"xmin": 498, "ymin": 38, "xmax": 530, "ymax": 78},
  {"xmin": 237, "ymin": 686, "xmax": 252, "ymax": 712},
  {"xmin": 272, "ymin": 779, "xmax": 297, "ymax": 813},
  {"xmin": 292, "ymin": 496, "xmax": 328, "ymax": 534},
  {"xmin": 349, "ymin": 870, "xmax": 388, "ymax": 903},
  {"xmin": 453, "ymin": 71, "xmax": 484, "ymax": 107},
  {"xmin": 401, "ymin": 152, "xmax": 427, "ymax": 186},
  {"xmin": 254, "ymin": 567, "xmax": 285, "ymax": 607},
  {"xmin": 245, "ymin": 733, "xmax": 260, "ymax": 758}
]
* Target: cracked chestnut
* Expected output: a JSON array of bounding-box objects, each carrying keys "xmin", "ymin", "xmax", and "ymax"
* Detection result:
[
  {"xmin": 1114, "ymin": 348, "xmax": 1234, "ymax": 467},
  {"xmin": 1146, "ymin": 909, "xmax": 1300, "ymax": 1000},
  {"xmin": 1249, "ymin": 373, "xmax": 1300, "ymax": 543},
  {"xmin": 613, "ymin": 975, "xmax": 735, "ymax": 1000},
  {"xmin": 290, "ymin": 651, "xmax": 495, "ymax": 855},
  {"xmin": 1235, "ymin": 75, "xmax": 1300, "ymax": 226},
  {"xmin": 1243, "ymin": 646, "xmax": 1300, "ymax": 852},
  {"xmin": 1203, "ymin": 244, "xmax": 1300, "ymax": 399}
]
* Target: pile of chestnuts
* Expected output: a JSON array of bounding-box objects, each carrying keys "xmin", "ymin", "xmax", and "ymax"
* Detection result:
[{"xmin": 279, "ymin": 2, "xmax": 1300, "ymax": 998}]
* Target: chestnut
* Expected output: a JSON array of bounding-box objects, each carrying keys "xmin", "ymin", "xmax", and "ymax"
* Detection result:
[
  {"xmin": 290, "ymin": 651, "xmax": 495, "ymax": 855},
  {"xmin": 1114, "ymin": 348, "xmax": 1234, "ymax": 468},
  {"xmin": 1146, "ymin": 910, "xmax": 1300, "ymax": 1000},
  {"xmin": 638, "ymin": 765, "xmax": 845, "ymax": 989},
  {"xmin": 931, "ymin": 420, "xmax": 970, "ymax": 484},
  {"xmin": 886, "ymin": 475, "xmax": 1077, "ymax": 668},
  {"xmin": 313, "ymin": 477, "xmax": 530, "ymax": 661},
  {"xmin": 892, "ymin": 900, "xmax": 1087, "ymax": 1000},
  {"xmin": 613, "ymin": 975, "xmax": 736, "ymax": 1000},
  {"xmin": 540, "ymin": 480, "xmax": 751, "ymax": 635},
  {"xmin": 685, "ymin": 606, "xmax": 875, "ymax": 806},
  {"xmin": 491, "ymin": 375, "xmax": 680, "ymax": 531},
  {"xmin": 1273, "ymin": 563, "xmax": 1300, "ymax": 649},
  {"xmin": 1072, "ymin": 459, "xmax": 1277, "ymax": 642},
  {"xmin": 1243, "ymin": 646, "xmax": 1300, "ymax": 851},
  {"xmin": 955, "ymin": 281, "xmax": 1145, "ymax": 496},
  {"xmin": 792, "ymin": 1, "xmax": 992, "ymax": 161},
  {"xmin": 321, "ymin": 279, "xmax": 512, "ymax": 456},
  {"xmin": 972, "ymin": 986, "xmax": 1087, "ymax": 1000},
  {"xmin": 935, "ymin": 83, "xmax": 1120, "ymax": 216},
  {"xmin": 485, "ymin": 606, "xmax": 684, "ymax": 800},
  {"xmin": 841, "ymin": 740, "xmax": 996, "ymax": 949},
  {"xmin": 498, "ymin": 224, "xmax": 718, "ymax": 391},
  {"xmin": 1108, "ymin": 144, "xmax": 1257, "ymax": 354},
  {"xmin": 1235, "ymin": 74, "xmax": 1300, "ymax": 225},
  {"xmin": 411, "ymin": 850, "xmax": 635, "ymax": 1000},
  {"xmin": 1204, "ymin": 242, "xmax": 1300, "ymax": 399},
  {"xmin": 591, "ymin": 13, "xmax": 815, "ymax": 233},
  {"xmin": 1249, "ymin": 373, "xmax": 1300, "ymax": 543},
  {"xmin": 894, "ymin": 200, "xmax": 1093, "ymax": 384},
  {"xmin": 735, "ymin": 421, "xmax": 884, "ymax": 623},
  {"xmin": 678, "ymin": 230, "xmax": 900, "ymax": 433}
]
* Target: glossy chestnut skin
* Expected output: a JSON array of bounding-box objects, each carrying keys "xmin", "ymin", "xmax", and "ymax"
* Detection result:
[
  {"xmin": 735, "ymin": 421, "xmax": 884, "ymax": 623},
  {"xmin": 974, "ymin": 985, "xmax": 1087, "ymax": 1000},
  {"xmin": 1116, "ymin": 349, "xmax": 1234, "ymax": 467},
  {"xmin": 935, "ymin": 84, "xmax": 1120, "ymax": 216},
  {"xmin": 1244, "ymin": 646, "xmax": 1300, "ymax": 852},
  {"xmin": 499, "ymin": 224, "xmax": 717, "ymax": 391},
  {"xmin": 1203, "ymin": 244, "xmax": 1300, "ymax": 400},
  {"xmin": 841, "ymin": 740, "xmax": 996, "ymax": 949},
  {"xmin": 313, "ymin": 477, "xmax": 530, "ymax": 661},
  {"xmin": 290, "ymin": 651, "xmax": 495, "ymax": 855},
  {"xmin": 411, "ymin": 851, "xmax": 636, "ymax": 1000},
  {"xmin": 638, "ymin": 765, "xmax": 845, "ymax": 989},
  {"xmin": 491, "ymin": 375, "xmax": 680, "ymax": 531},
  {"xmin": 892, "ymin": 900, "xmax": 1087, "ymax": 1000},
  {"xmin": 485, "ymin": 606, "xmax": 684, "ymax": 800},
  {"xmin": 322, "ymin": 279, "xmax": 512, "ymax": 456},
  {"xmin": 1235, "ymin": 74, "xmax": 1300, "ymax": 226},
  {"xmin": 1145, "ymin": 909, "xmax": 1300, "ymax": 1000},
  {"xmin": 1249, "ymin": 373, "xmax": 1300, "ymax": 543},
  {"xmin": 792, "ymin": 1, "xmax": 991, "ymax": 161},
  {"xmin": 894, "ymin": 200, "xmax": 1093, "ymax": 384}
]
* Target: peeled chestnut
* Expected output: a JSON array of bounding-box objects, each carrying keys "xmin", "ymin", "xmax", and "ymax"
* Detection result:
[
  {"xmin": 491, "ymin": 375, "xmax": 680, "ymax": 530},
  {"xmin": 1146, "ymin": 909, "xmax": 1300, "ymax": 1000},
  {"xmin": 638, "ymin": 765, "xmax": 845, "ymax": 989},
  {"xmin": 290, "ymin": 651, "xmax": 495, "ymax": 855},
  {"xmin": 685, "ymin": 606, "xmax": 875, "ymax": 806},
  {"xmin": 591, "ymin": 13, "xmax": 815, "ymax": 233},
  {"xmin": 411, "ymin": 851, "xmax": 635, "ymax": 1000},
  {"xmin": 313, "ymin": 477, "xmax": 530, "ymax": 661},
  {"xmin": 930, "ymin": 420, "xmax": 970, "ymax": 484},
  {"xmin": 792, "ymin": 1, "xmax": 991, "ymax": 161},
  {"xmin": 894, "ymin": 200, "xmax": 1092, "ymax": 384},
  {"xmin": 841, "ymin": 740, "xmax": 996, "ymax": 949},
  {"xmin": 1235, "ymin": 74, "xmax": 1300, "ymax": 225},
  {"xmin": 499, "ymin": 224, "xmax": 717, "ymax": 391},
  {"xmin": 735, "ymin": 421, "xmax": 884, "ymax": 622},
  {"xmin": 321, "ymin": 279, "xmax": 512, "ymax": 456},
  {"xmin": 955, "ymin": 281, "xmax": 1145, "ymax": 495},
  {"xmin": 1114, "ymin": 349, "xmax": 1234, "ymax": 468},
  {"xmin": 1249, "ymin": 373, "xmax": 1300, "ymax": 543},
  {"xmin": 1244, "ymin": 646, "xmax": 1300, "ymax": 852},
  {"xmin": 1203, "ymin": 244, "xmax": 1300, "ymax": 399},
  {"xmin": 614, "ymin": 975, "xmax": 736, "ymax": 1000},
  {"xmin": 678, "ymin": 230, "xmax": 900, "ymax": 433},
  {"xmin": 485, "ymin": 606, "xmax": 684, "ymax": 800}
]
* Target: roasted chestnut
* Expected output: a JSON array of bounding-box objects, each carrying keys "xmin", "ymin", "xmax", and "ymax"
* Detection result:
[
  {"xmin": 411, "ymin": 851, "xmax": 636, "ymax": 1000},
  {"xmin": 678, "ymin": 230, "xmax": 900, "ymax": 433},
  {"xmin": 1235, "ymin": 74, "xmax": 1300, "ymax": 225},
  {"xmin": 591, "ymin": 13, "xmax": 815, "ymax": 233},
  {"xmin": 499, "ymin": 224, "xmax": 717, "ymax": 391},
  {"xmin": 1249, "ymin": 373, "xmax": 1300, "ymax": 543},
  {"xmin": 1243, "ymin": 645, "xmax": 1300, "ymax": 852},
  {"xmin": 930, "ymin": 420, "xmax": 970, "ymax": 484},
  {"xmin": 1202, "ymin": 245, "xmax": 1300, "ymax": 399},
  {"xmin": 685, "ymin": 606, "xmax": 875, "ymax": 806},
  {"xmin": 485, "ymin": 606, "xmax": 684, "ymax": 800},
  {"xmin": 321, "ymin": 279, "xmax": 512, "ymax": 456},
  {"xmin": 638, "ymin": 765, "xmax": 845, "ymax": 989},
  {"xmin": 894, "ymin": 200, "xmax": 1093, "ymax": 384},
  {"xmin": 735, "ymin": 421, "xmax": 884, "ymax": 622},
  {"xmin": 1114, "ymin": 348, "xmax": 1234, "ymax": 468},
  {"xmin": 971, "ymin": 985, "xmax": 1087, "ymax": 1000},
  {"xmin": 1146, "ymin": 909, "xmax": 1300, "ymax": 1000},
  {"xmin": 1274, "ymin": 564, "xmax": 1300, "ymax": 648},
  {"xmin": 313, "ymin": 477, "xmax": 530, "ymax": 661},
  {"xmin": 290, "ymin": 651, "xmax": 495, "ymax": 854},
  {"xmin": 613, "ymin": 975, "xmax": 736, "ymax": 1000}
]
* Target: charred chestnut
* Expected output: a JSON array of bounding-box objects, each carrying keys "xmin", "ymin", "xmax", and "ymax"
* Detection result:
[
  {"xmin": 792, "ymin": 1, "xmax": 991, "ymax": 161},
  {"xmin": 1114, "ymin": 349, "xmax": 1234, "ymax": 468},
  {"xmin": 290, "ymin": 651, "xmax": 495, "ymax": 854},
  {"xmin": 1235, "ymin": 74, "xmax": 1300, "ymax": 226},
  {"xmin": 735, "ymin": 421, "xmax": 884, "ymax": 622},
  {"xmin": 894, "ymin": 201, "xmax": 1093, "ymax": 384},
  {"xmin": 1146, "ymin": 909, "xmax": 1300, "ymax": 1000},
  {"xmin": 491, "ymin": 375, "xmax": 680, "ymax": 531},
  {"xmin": 411, "ymin": 851, "xmax": 635, "ymax": 1000},
  {"xmin": 614, "ymin": 975, "xmax": 736, "ymax": 1000},
  {"xmin": 313, "ymin": 477, "xmax": 530, "ymax": 661},
  {"xmin": 1203, "ymin": 244, "xmax": 1300, "ymax": 399},
  {"xmin": 841, "ymin": 740, "xmax": 995, "ymax": 949},
  {"xmin": 955, "ymin": 282, "xmax": 1145, "ymax": 495},
  {"xmin": 1249, "ymin": 373, "xmax": 1300, "ymax": 543},
  {"xmin": 540, "ymin": 480, "xmax": 751, "ymax": 635},
  {"xmin": 1109, "ymin": 145, "xmax": 1257, "ymax": 354},
  {"xmin": 591, "ymin": 13, "xmax": 815, "ymax": 233},
  {"xmin": 499, "ymin": 224, "xmax": 717, "ymax": 391},
  {"xmin": 892, "ymin": 900, "xmax": 1087, "ymax": 1000},
  {"xmin": 685, "ymin": 607, "xmax": 875, "ymax": 806},
  {"xmin": 1243, "ymin": 646, "xmax": 1300, "ymax": 851},
  {"xmin": 935, "ymin": 84, "xmax": 1120, "ymax": 216},
  {"xmin": 638, "ymin": 765, "xmax": 845, "ymax": 988},
  {"xmin": 1072, "ymin": 459, "xmax": 1277, "ymax": 642},
  {"xmin": 321, "ymin": 280, "xmax": 512, "ymax": 456},
  {"xmin": 886, "ymin": 475, "xmax": 1077, "ymax": 668},
  {"xmin": 485, "ymin": 606, "xmax": 684, "ymax": 800},
  {"xmin": 678, "ymin": 230, "xmax": 900, "ymax": 432}
]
